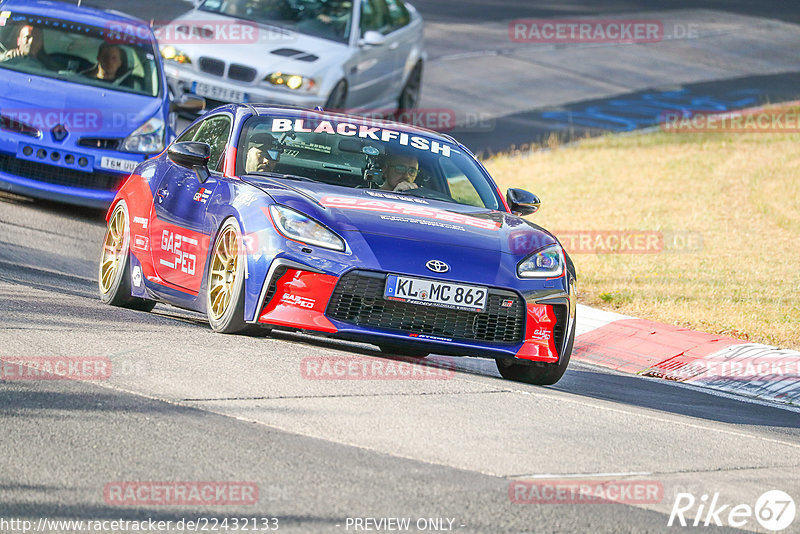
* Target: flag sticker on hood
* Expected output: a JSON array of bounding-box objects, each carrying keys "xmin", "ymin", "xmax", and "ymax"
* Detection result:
[
  {"xmin": 320, "ymin": 196, "xmax": 501, "ymax": 231},
  {"xmin": 272, "ymin": 119, "xmax": 452, "ymax": 157}
]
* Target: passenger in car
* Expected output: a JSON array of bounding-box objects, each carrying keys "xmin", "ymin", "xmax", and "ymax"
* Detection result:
[
  {"xmin": 245, "ymin": 133, "xmax": 279, "ymax": 173},
  {"xmin": 84, "ymin": 43, "xmax": 128, "ymax": 83},
  {"xmin": 380, "ymin": 153, "xmax": 419, "ymax": 192}
]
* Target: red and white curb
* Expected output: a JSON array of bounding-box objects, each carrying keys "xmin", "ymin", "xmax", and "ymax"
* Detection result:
[
  {"xmin": 427, "ymin": 304, "xmax": 800, "ymax": 407},
  {"xmin": 574, "ymin": 305, "xmax": 800, "ymax": 406}
]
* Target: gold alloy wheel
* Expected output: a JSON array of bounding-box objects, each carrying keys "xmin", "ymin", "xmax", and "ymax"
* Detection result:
[
  {"xmin": 99, "ymin": 206, "xmax": 126, "ymax": 294},
  {"xmin": 208, "ymin": 225, "xmax": 240, "ymax": 321}
]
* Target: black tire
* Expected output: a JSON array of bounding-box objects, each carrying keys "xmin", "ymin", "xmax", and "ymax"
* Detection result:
[
  {"xmin": 378, "ymin": 344, "xmax": 429, "ymax": 358},
  {"xmin": 496, "ymin": 321, "xmax": 575, "ymax": 385},
  {"xmin": 206, "ymin": 218, "xmax": 249, "ymax": 334},
  {"xmin": 98, "ymin": 202, "xmax": 156, "ymax": 312},
  {"xmin": 397, "ymin": 62, "xmax": 422, "ymax": 115},
  {"xmin": 325, "ymin": 80, "xmax": 347, "ymax": 111}
]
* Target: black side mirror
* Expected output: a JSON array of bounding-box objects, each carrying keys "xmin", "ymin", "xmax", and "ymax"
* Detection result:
[
  {"xmin": 169, "ymin": 94, "xmax": 206, "ymax": 113},
  {"xmin": 168, "ymin": 141, "xmax": 211, "ymax": 183},
  {"xmin": 506, "ymin": 188, "xmax": 540, "ymax": 216}
]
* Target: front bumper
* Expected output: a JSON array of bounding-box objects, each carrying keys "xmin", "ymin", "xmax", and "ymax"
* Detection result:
[
  {"xmin": 253, "ymin": 262, "xmax": 573, "ymax": 363},
  {"xmin": 165, "ymin": 65, "xmax": 327, "ymax": 108}
]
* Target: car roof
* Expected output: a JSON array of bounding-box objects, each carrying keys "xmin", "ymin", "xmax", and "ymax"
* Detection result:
[
  {"xmin": 1, "ymin": 0, "xmax": 150, "ymax": 30},
  {"xmin": 232, "ymin": 104, "xmax": 459, "ymax": 145}
]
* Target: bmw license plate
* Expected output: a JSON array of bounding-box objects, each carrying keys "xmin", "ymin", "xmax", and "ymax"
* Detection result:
[
  {"xmin": 192, "ymin": 82, "xmax": 247, "ymax": 102},
  {"xmin": 384, "ymin": 275, "xmax": 487, "ymax": 312}
]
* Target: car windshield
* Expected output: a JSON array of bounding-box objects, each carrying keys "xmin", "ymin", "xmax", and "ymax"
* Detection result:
[
  {"xmin": 199, "ymin": 0, "xmax": 354, "ymax": 44},
  {"xmin": 237, "ymin": 114, "xmax": 502, "ymax": 210},
  {"xmin": 0, "ymin": 12, "xmax": 161, "ymax": 98}
]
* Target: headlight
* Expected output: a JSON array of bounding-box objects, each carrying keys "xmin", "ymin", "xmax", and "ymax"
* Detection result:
[
  {"xmin": 264, "ymin": 72, "xmax": 316, "ymax": 92},
  {"xmin": 269, "ymin": 205, "xmax": 345, "ymax": 251},
  {"xmin": 160, "ymin": 46, "xmax": 191, "ymax": 64},
  {"xmin": 121, "ymin": 117, "xmax": 165, "ymax": 154},
  {"xmin": 517, "ymin": 244, "xmax": 564, "ymax": 278}
]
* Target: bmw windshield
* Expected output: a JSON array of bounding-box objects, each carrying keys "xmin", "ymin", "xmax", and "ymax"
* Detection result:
[
  {"xmin": 0, "ymin": 12, "xmax": 162, "ymax": 97},
  {"xmin": 198, "ymin": 0, "xmax": 354, "ymax": 44},
  {"xmin": 237, "ymin": 114, "xmax": 503, "ymax": 211}
]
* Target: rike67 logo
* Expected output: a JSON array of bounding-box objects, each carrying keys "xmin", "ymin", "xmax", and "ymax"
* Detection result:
[{"xmin": 669, "ymin": 490, "xmax": 796, "ymax": 531}]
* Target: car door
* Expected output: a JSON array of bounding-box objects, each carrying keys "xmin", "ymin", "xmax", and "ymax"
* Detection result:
[
  {"xmin": 346, "ymin": 0, "xmax": 397, "ymax": 110},
  {"xmin": 383, "ymin": 0, "xmax": 417, "ymax": 90},
  {"xmin": 149, "ymin": 114, "xmax": 232, "ymax": 293}
]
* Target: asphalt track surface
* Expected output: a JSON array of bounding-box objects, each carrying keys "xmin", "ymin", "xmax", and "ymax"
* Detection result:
[
  {"xmin": 2, "ymin": 1, "xmax": 800, "ymax": 533},
  {"xmin": 2, "ymin": 190, "xmax": 800, "ymax": 532}
]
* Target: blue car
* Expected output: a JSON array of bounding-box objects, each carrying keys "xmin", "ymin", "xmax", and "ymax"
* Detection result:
[
  {"xmin": 0, "ymin": 0, "xmax": 201, "ymax": 208},
  {"xmin": 98, "ymin": 104, "xmax": 577, "ymax": 385}
]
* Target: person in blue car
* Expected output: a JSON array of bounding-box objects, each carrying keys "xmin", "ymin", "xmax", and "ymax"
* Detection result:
[
  {"xmin": 0, "ymin": 24, "xmax": 47, "ymax": 65},
  {"xmin": 380, "ymin": 153, "xmax": 419, "ymax": 192},
  {"xmin": 84, "ymin": 42, "xmax": 127, "ymax": 82}
]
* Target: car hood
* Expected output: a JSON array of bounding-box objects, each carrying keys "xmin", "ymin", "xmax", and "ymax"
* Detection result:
[
  {"xmin": 243, "ymin": 178, "xmax": 558, "ymax": 258},
  {"xmin": 167, "ymin": 10, "xmax": 349, "ymax": 73},
  {"xmin": 0, "ymin": 69, "xmax": 162, "ymax": 137}
]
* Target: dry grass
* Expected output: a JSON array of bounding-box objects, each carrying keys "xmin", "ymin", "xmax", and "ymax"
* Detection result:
[{"xmin": 484, "ymin": 131, "xmax": 800, "ymax": 350}]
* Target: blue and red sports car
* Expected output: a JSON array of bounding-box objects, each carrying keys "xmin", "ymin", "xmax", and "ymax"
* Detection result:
[{"xmin": 99, "ymin": 104, "xmax": 576, "ymax": 384}]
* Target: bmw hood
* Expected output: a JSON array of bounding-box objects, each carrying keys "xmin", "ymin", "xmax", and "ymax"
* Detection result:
[
  {"xmin": 0, "ymin": 69, "xmax": 162, "ymax": 138},
  {"xmin": 244, "ymin": 179, "xmax": 558, "ymax": 258},
  {"xmin": 164, "ymin": 10, "xmax": 349, "ymax": 74}
]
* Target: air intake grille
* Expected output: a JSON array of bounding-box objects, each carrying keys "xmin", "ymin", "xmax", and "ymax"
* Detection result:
[
  {"xmin": 228, "ymin": 64, "xmax": 257, "ymax": 82},
  {"xmin": 326, "ymin": 270, "xmax": 525, "ymax": 344},
  {"xmin": 198, "ymin": 57, "xmax": 225, "ymax": 77},
  {"xmin": 0, "ymin": 154, "xmax": 124, "ymax": 191}
]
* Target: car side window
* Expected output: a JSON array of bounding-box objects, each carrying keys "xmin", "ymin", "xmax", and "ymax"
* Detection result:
[
  {"xmin": 175, "ymin": 122, "xmax": 201, "ymax": 144},
  {"xmin": 190, "ymin": 115, "xmax": 232, "ymax": 173},
  {"xmin": 385, "ymin": 0, "xmax": 410, "ymax": 31},
  {"xmin": 360, "ymin": 0, "xmax": 391, "ymax": 36}
]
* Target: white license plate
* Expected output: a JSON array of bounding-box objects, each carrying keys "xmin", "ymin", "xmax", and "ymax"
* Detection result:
[
  {"xmin": 384, "ymin": 275, "xmax": 488, "ymax": 312},
  {"xmin": 192, "ymin": 82, "xmax": 247, "ymax": 102},
  {"xmin": 99, "ymin": 157, "xmax": 138, "ymax": 173}
]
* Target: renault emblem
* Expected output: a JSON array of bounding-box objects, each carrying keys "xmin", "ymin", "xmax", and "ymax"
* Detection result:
[{"xmin": 51, "ymin": 124, "xmax": 68, "ymax": 142}]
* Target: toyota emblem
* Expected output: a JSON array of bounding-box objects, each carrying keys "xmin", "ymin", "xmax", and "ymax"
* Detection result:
[{"xmin": 426, "ymin": 260, "xmax": 450, "ymax": 273}]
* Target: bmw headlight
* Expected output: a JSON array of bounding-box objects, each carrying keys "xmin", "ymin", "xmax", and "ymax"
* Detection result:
[
  {"xmin": 160, "ymin": 46, "xmax": 192, "ymax": 64},
  {"xmin": 264, "ymin": 72, "xmax": 317, "ymax": 92},
  {"xmin": 269, "ymin": 205, "xmax": 345, "ymax": 251},
  {"xmin": 517, "ymin": 244, "xmax": 564, "ymax": 278},
  {"xmin": 122, "ymin": 118, "xmax": 165, "ymax": 154}
]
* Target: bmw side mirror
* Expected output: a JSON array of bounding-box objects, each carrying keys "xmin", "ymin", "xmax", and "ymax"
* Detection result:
[
  {"xmin": 168, "ymin": 141, "xmax": 211, "ymax": 183},
  {"xmin": 359, "ymin": 31, "xmax": 387, "ymax": 47},
  {"xmin": 507, "ymin": 188, "xmax": 540, "ymax": 216},
  {"xmin": 170, "ymin": 94, "xmax": 206, "ymax": 113}
]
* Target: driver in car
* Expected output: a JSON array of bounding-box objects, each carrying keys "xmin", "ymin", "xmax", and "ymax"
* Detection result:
[
  {"xmin": 381, "ymin": 154, "xmax": 419, "ymax": 192},
  {"xmin": 1, "ymin": 24, "xmax": 47, "ymax": 65},
  {"xmin": 245, "ymin": 133, "xmax": 279, "ymax": 173}
]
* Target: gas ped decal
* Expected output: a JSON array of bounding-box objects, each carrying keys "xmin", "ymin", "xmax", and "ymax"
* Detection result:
[{"xmin": 319, "ymin": 196, "xmax": 501, "ymax": 232}]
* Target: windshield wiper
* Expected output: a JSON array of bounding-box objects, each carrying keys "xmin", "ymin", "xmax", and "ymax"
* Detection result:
[{"xmin": 246, "ymin": 171, "xmax": 320, "ymax": 183}]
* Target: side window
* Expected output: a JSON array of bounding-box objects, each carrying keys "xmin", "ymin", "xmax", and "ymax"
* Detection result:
[
  {"xmin": 190, "ymin": 115, "xmax": 232, "ymax": 173},
  {"xmin": 438, "ymin": 158, "xmax": 484, "ymax": 208},
  {"xmin": 360, "ymin": 0, "xmax": 390, "ymax": 36},
  {"xmin": 175, "ymin": 122, "xmax": 201, "ymax": 143},
  {"xmin": 385, "ymin": 0, "xmax": 410, "ymax": 31}
]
